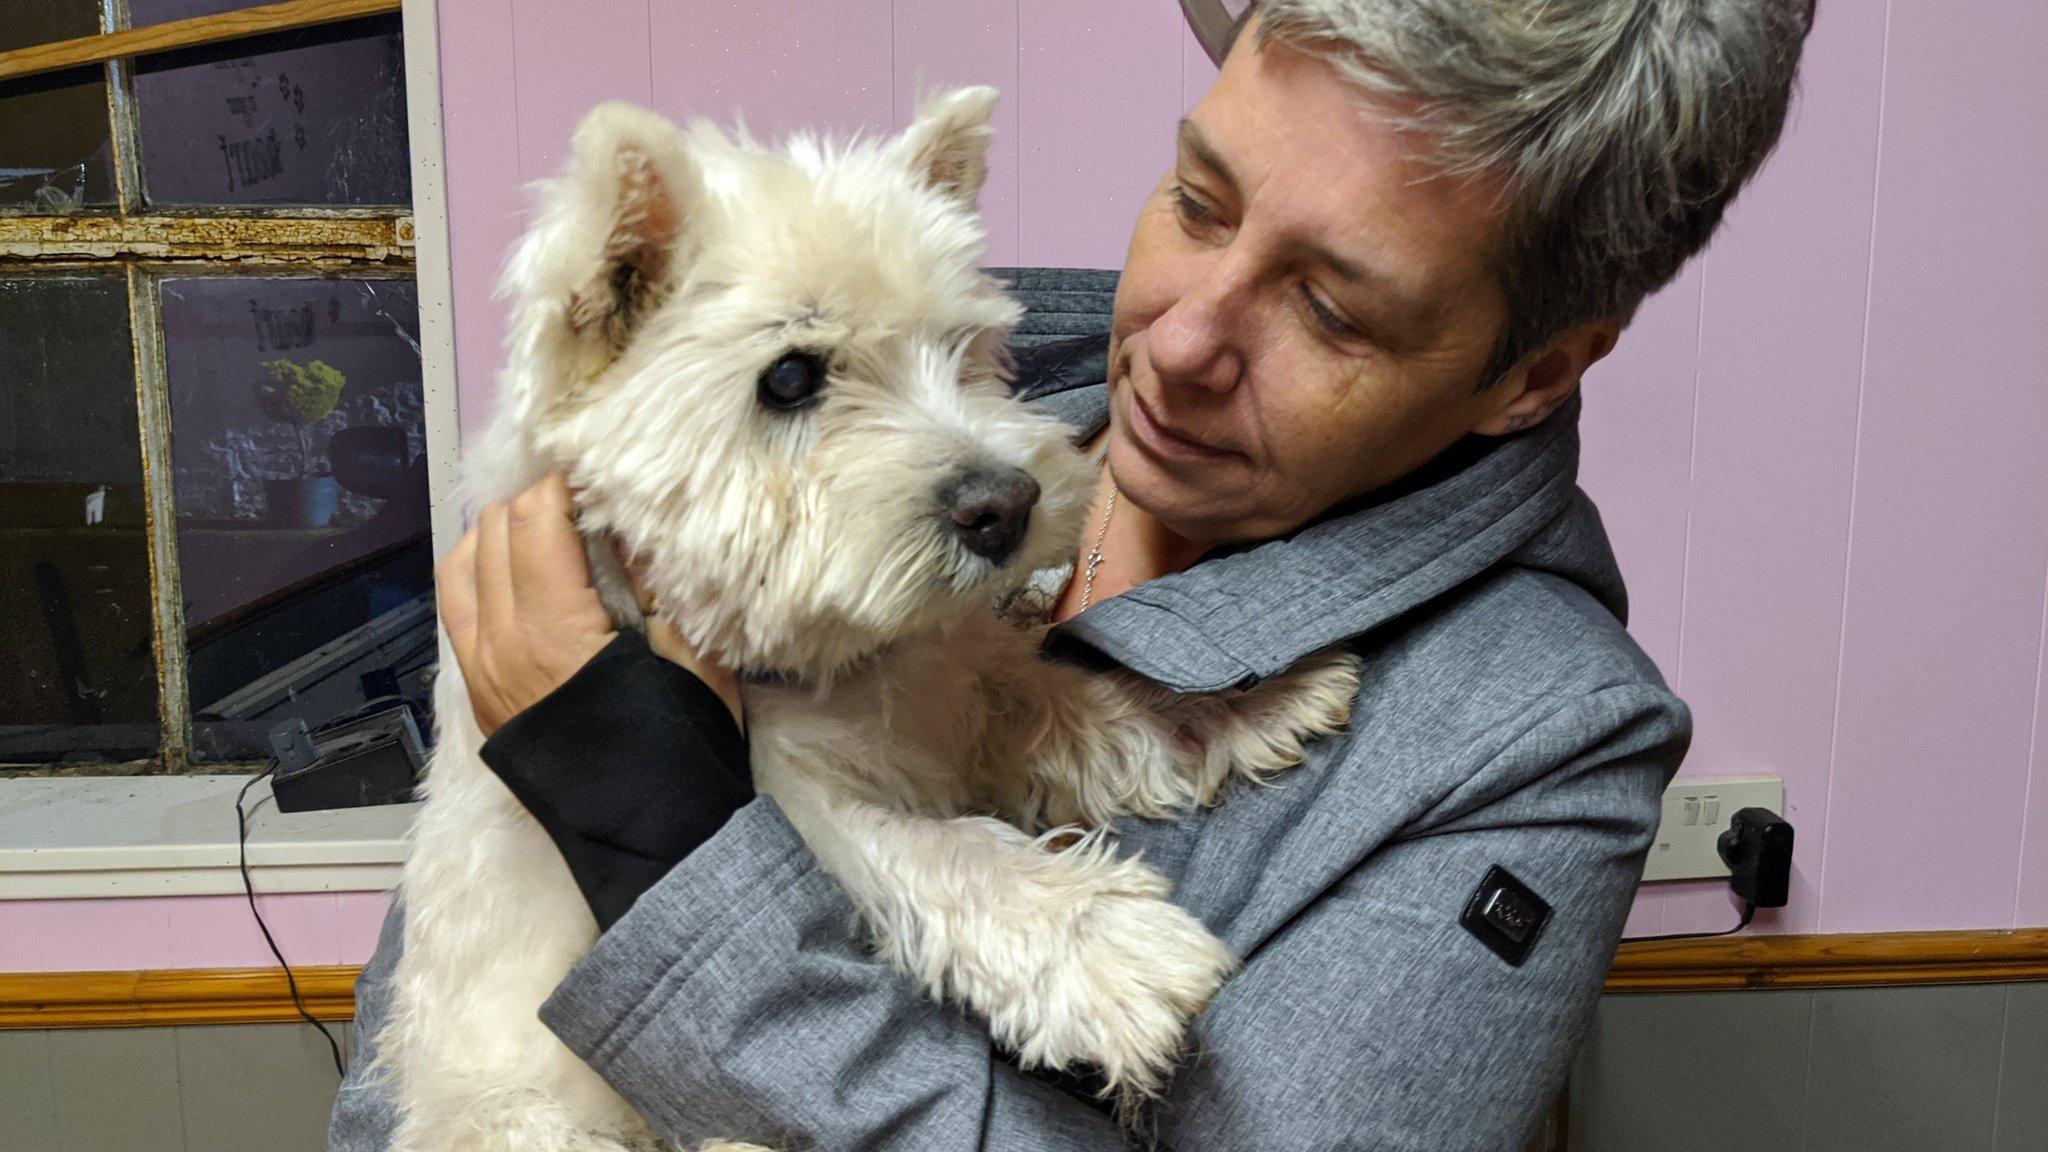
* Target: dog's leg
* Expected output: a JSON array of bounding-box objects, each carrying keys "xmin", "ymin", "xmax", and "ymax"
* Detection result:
[
  {"xmin": 1150, "ymin": 644, "xmax": 1363, "ymax": 805},
  {"xmin": 761, "ymin": 767, "xmax": 1236, "ymax": 1106},
  {"xmin": 1004, "ymin": 645, "xmax": 1363, "ymax": 830},
  {"xmin": 377, "ymin": 642, "xmax": 659, "ymax": 1152}
]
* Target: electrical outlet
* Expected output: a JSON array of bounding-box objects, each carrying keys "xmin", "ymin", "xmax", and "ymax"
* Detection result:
[{"xmin": 1641, "ymin": 775, "xmax": 1784, "ymax": 882}]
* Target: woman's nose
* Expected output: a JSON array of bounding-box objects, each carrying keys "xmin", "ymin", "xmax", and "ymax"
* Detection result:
[{"xmin": 1145, "ymin": 258, "xmax": 1245, "ymax": 395}]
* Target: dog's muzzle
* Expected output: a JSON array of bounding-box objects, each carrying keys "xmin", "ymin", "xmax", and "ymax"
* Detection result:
[{"xmin": 937, "ymin": 466, "xmax": 1040, "ymax": 566}]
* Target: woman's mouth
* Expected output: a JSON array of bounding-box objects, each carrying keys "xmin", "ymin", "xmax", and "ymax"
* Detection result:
[{"xmin": 1128, "ymin": 386, "xmax": 1234, "ymax": 463}]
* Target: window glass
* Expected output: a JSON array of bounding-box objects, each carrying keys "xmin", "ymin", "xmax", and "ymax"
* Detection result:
[
  {"xmin": 160, "ymin": 276, "xmax": 433, "ymax": 761},
  {"xmin": 0, "ymin": 278, "xmax": 160, "ymax": 763},
  {"xmin": 132, "ymin": 3, "xmax": 411, "ymax": 207},
  {"xmin": 0, "ymin": 2, "xmax": 116, "ymax": 211}
]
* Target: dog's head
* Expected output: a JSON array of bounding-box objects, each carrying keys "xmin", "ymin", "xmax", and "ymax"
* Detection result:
[{"xmin": 490, "ymin": 90, "xmax": 1090, "ymax": 680}]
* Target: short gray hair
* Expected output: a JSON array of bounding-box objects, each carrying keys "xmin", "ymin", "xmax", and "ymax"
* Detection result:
[{"xmin": 1248, "ymin": 0, "xmax": 1816, "ymax": 389}]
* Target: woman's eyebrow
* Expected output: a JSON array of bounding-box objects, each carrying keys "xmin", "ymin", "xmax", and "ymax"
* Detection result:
[
  {"xmin": 1180, "ymin": 115, "xmax": 1430, "ymax": 333},
  {"xmin": 1180, "ymin": 120, "xmax": 1394, "ymax": 287},
  {"xmin": 1177, "ymin": 118, "xmax": 1238, "ymax": 190},
  {"xmin": 1292, "ymin": 236, "xmax": 1436, "ymax": 342},
  {"xmin": 1302, "ymin": 240, "xmax": 1384, "ymax": 291}
]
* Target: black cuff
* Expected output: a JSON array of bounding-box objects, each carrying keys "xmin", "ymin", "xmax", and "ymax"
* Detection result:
[{"xmin": 479, "ymin": 629, "xmax": 752, "ymax": 930}]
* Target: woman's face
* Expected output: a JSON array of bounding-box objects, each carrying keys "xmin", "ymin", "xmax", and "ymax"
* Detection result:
[{"xmin": 1107, "ymin": 29, "xmax": 1543, "ymax": 546}]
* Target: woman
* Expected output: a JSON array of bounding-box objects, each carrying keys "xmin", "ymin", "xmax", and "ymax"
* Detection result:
[{"xmin": 335, "ymin": 2, "xmax": 1813, "ymax": 1147}]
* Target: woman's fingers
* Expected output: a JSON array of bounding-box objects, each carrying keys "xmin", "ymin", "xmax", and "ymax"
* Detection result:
[
  {"xmin": 435, "ymin": 527, "xmax": 480, "ymax": 661},
  {"xmin": 508, "ymin": 473, "xmax": 604, "ymax": 626},
  {"xmin": 437, "ymin": 474, "xmax": 620, "ymax": 736},
  {"xmin": 436, "ymin": 472, "xmax": 747, "ymax": 741},
  {"xmin": 473, "ymin": 501, "xmax": 515, "ymax": 637}
]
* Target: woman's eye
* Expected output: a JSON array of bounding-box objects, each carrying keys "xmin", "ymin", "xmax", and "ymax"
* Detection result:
[
  {"xmin": 1171, "ymin": 184, "xmax": 1217, "ymax": 229},
  {"xmin": 1298, "ymin": 283, "xmax": 1362, "ymax": 341},
  {"xmin": 757, "ymin": 350, "xmax": 828, "ymax": 410}
]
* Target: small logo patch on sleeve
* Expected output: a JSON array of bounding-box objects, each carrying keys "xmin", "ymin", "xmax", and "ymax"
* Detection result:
[{"xmin": 1460, "ymin": 865, "xmax": 1552, "ymax": 967}]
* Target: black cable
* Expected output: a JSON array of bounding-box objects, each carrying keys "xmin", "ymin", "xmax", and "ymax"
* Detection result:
[
  {"xmin": 236, "ymin": 768, "xmax": 348, "ymax": 1078},
  {"xmin": 1622, "ymin": 900, "xmax": 1757, "ymax": 943}
]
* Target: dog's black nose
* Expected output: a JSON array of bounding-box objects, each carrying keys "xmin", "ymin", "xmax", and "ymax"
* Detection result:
[{"xmin": 939, "ymin": 467, "xmax": 1040, "ymax": 564}]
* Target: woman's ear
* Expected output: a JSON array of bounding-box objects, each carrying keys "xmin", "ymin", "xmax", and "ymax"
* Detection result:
[
  {"xmin": 503, "ymin": 102, "xmax": 703, "ymax": 408},
  {"xmin": 891, "ymin": 85, "xmax": 1001, "ymax": 208},
  {"xmin": 1473, "ymin": 321, "xmax": 1620, "ymax": 435}
]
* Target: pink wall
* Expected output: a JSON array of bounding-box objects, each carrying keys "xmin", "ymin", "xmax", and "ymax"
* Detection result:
[
  {"xmin": 0, "ymin": 893, "xmax": 392, "ymax": 973},
  {"xmin": 435, "ymin": 0, "xmax": 1220, "ymax": 429},
  {"xmin": 428, "ymin": 0, "xmax": 2048, "ymax": 940},
  {"xmin": 1592, "ymin": 0, "xmax": 2048, "ymax": 937},
  {"xmin": 7, "ymin": 2, "xmax": 2040, "ymax": 978}
]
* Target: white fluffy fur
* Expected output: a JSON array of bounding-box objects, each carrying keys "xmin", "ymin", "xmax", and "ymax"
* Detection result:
[{"xmin": 376, "ymin": 91, "xmax": 1360, "ymax": 1151}]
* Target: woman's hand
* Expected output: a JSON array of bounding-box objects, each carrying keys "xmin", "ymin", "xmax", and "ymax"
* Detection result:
[
  {"xmin": 436, "ymin": 472, "xmax": 743, "ymax": 736},
  {"xmin": 626, "ymin": 557, "xmax": 748, "ymax": 735},
  {"xmin": 436, "ymin": 473, "xmax": 615, "ymax": 736}
]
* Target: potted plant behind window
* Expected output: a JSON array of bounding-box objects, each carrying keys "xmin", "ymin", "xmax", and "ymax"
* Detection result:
[{"xmin": 254, "ymin": 357, "xmax": 347, "ymax": 527}]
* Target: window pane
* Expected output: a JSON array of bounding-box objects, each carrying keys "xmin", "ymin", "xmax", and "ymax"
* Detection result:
[
  {"xmin": 161, "ymin": 277, "xmax": 434, "ymax": 761},
  {"xmin": 0, "ymin": 278, "xmax": 159, "ymax": 763},
  {"xmin": 0, "ymin": 3, "xmax": 116, "ymax": 211},
  {"xmin": 133, "ymin": 3, "xmax": 410, "ymax": 207}
]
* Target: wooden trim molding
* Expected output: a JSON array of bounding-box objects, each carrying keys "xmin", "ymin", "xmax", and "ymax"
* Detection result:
[
  {"xmin": 2, "ymin": 929, "xmax": 2043, "ymax": 1029},
  {"xmin": 1606, "ymin": 926, "xmax": 2048, "ymax": 993},
  {"xmin": 0, "ymin": 0, "xmax": 403, "ymax": 84},
  {"xmin": 0, "ymin": 965, "xmax": 358, "ymax": 1029}
]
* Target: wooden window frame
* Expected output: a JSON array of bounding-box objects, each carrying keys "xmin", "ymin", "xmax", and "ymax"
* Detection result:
[{"xmin": 0, "ymin": 0, "xmax": 459, "ymax": 775}]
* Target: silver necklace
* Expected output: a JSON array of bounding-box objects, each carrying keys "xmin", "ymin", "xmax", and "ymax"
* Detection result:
[{"xmin": 1079, "ymin": 448, "xmax": 1118, "ymax": 610}]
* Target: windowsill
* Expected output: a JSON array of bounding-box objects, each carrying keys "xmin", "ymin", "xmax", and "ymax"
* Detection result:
[{"xmin": 0, "ymin": 775, "xmax": 416, "ymax": 900}]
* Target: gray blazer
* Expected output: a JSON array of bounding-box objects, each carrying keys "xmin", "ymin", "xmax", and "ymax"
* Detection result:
[{"xmin": 333, "ymin": 294, "xmax": 1690, "ymax": 1151}]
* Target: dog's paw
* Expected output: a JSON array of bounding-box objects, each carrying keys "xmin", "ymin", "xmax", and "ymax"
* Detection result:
[
  {"xmin": 1212, "ymin": 647, "xmax": 1362, "ymax": 789},
  {"xmin": 1274, "ymin": 646, "xmax": 1363, "ymax": 737},
  {"xmin": 995, "ymin": 859, "xmax": 1238, "ymax": 1101}
]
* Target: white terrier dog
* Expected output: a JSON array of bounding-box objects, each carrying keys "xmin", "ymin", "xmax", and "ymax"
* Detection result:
[{"xmin": 376, "ymin": 89, "xmax": 1359, "ymax": 1151}]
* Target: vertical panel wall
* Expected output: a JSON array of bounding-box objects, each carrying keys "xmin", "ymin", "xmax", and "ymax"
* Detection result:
[
  {"xmin": 1609, "ymin": 0, "xmax": 1891, "ymax": 936},
  {"xmin": 1015, "ymin": 1, "xmax": 1182, "ymax": 268},
  {"xmin": 892, "ymin": 1, "xmax": 1023, "ymax": 265},
  {"xmin": 1807, "ymin": 0, "xmax": 2048, "ymax": 934},
  {"xmin": 434, "ymin": 0, "xmax": 525, "ymax": 446},
  {"xmin": 430, "ymin": 0, "xmax": 2048, "ymax": 937}
]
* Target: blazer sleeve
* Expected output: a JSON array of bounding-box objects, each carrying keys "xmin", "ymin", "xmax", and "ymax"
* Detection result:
[
  {"xmin": 533, "ymin": 795, "xmax": 1139, "ymax": 1149},
  {"xmin": 328, "ymin": 893, "xmax": 406, "ymax": 1151},
  {"xmin": 529, "ymin": 683, "xmax": 1684, "ymax": 1151},
  {"xmin": 1152, "ymin": 682, "xmax": 1689, "ymax": 1151},
  {"xmin": 335, "ymin": 682, "xmax": 1685, "ymax": 1152},
  {"xmin": 328, "ymin": 816, "xmax": 1133, "ymax": 1152}
]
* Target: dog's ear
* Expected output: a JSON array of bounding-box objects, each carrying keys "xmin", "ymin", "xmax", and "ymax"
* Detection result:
[
  {"xmin": 892, "ymin": 86, "xmax": 1000, "ymax": 208},
  {"xmin": 509, "ymin": 101, "xmax": 701, "ymax": 397},
  {"xmin": 557, "ymin": 101, "xmax": 699, "ymax": 359}
]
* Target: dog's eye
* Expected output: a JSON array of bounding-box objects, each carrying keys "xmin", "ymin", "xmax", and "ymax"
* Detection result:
[{"xmin": 757, "ymin": 350, "xmax": 828, "ymax": 410}]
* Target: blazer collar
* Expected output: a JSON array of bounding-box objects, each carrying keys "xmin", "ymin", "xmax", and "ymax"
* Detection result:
[{"xmin": 1029, "ymin": 379, "xmax": 1610, "ymax": 693}]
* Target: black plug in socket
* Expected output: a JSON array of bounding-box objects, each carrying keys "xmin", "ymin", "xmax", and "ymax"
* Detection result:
[{"xmin": 1717, "ymin": 807, "xmax": 1794, "ymax": 908}]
